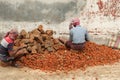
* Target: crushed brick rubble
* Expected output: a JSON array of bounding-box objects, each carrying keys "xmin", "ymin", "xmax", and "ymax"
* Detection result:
[{"xmin": 15, "ymin": 41, "xmax": 120, "ymax": 72}]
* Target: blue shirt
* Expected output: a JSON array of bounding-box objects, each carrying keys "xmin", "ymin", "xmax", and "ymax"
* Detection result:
[{"xmin": 69, "ymin": 26, "xmax": 89, "ymax": 43}]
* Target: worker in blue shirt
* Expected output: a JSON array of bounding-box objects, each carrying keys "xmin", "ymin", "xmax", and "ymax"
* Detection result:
[{"xmin": 59, "ymin": 18, "xmax": 89, "ymax": 50}]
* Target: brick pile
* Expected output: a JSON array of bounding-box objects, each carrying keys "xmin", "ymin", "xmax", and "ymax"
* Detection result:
[
  {"xmin": 15, "ymin": 41, "xmax": 120, "ymax": 72},
  {"xmin": 13, "ymin": 25, "xmax": 65, "ymax": 55}
]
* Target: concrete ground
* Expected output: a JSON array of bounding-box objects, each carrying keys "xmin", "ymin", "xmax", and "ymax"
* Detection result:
[{"xmin": 0, "ymin": 62, "xmax": 120, "ymax": 80}]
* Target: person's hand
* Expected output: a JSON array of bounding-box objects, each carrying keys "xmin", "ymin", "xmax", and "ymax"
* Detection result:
[
  {"xmin": 15, "ymin": 48, "xmax": 28, "ymax": 57},
  {"xmin": 69, "ymin": 22, "xmax": 74, "ymax": 30},
  {"xmin": 15, "ymin": 50, "xmax": 23, "ymax": 55}
]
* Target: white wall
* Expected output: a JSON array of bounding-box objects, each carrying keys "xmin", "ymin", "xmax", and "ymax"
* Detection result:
[{"xmin": 0, "ymin": 0, "xmax": 120, "ymax": 45}]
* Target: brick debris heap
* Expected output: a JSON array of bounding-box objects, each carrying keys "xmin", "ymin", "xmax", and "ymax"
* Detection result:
[{"xmin": 13, "ymin": 25, "xmax": 120, "ymax": 72}]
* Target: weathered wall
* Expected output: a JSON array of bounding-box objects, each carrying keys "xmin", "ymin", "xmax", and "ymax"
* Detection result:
[
  {"xmin": 0, "ymin": 0, "xmax": 86, "ymax": 40},
  {"xmin": 79, "ymin": 0, "xmax": 120, "ymax": 44},
  {"xmin": 0, "ymin": 0, "xmax": 86, "ymax": 23},
  {"xmin": 0, "ymin": 0, "xmax": 120, "ymax": 45}
]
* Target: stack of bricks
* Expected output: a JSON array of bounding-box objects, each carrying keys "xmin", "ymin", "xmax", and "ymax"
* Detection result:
[{"xmin": 13, "ymin": 25, "xmax": 65, "ymax": 55}]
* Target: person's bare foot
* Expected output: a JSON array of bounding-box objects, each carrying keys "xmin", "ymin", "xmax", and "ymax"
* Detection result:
[
  {"xmin": 0, "ymin": 61, "xmax": 11, "ymax": 67},
  {"xmin": 11, "ymin": 63, "xmax": 23, "ymax": 68}
]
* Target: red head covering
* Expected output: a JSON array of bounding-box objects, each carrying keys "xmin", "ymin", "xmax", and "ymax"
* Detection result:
[{"xmin": 71, "ymin": 18, "xmax": 80, "ymax": 26}]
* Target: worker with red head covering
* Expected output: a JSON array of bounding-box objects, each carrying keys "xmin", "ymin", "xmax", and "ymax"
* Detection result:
[{"xmin": 59, "ymin": 18, "xmax": 89, "ymax": 50}]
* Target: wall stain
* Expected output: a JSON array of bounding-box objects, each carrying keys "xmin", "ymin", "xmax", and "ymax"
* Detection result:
[{"xmin": 0, "ymin": 1, "xmax": 86, "ymax": 23}]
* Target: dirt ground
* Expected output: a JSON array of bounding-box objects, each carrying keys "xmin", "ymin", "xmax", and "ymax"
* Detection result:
[{"xmin": 0, "ymin": 62, "xmax": 120, "ymax": 80}]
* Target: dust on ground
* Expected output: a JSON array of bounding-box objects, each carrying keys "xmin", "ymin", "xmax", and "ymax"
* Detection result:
[{"xmin": 0, "ymin": 62, "xmax": 120, "ymax": 80}]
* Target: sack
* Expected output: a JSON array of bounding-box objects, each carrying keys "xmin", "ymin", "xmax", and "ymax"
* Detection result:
[{"xmin": 108, "ymin": 34, "xmax": 120, "ymax": 49}]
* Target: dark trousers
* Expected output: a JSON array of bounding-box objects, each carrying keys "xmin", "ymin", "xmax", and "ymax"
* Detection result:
[
  {"xmin": 65, "ymin": 41, "xmax": 85, "ymax": 50},
  {"xmin": 0, "ymin": 54, "xmax": 14, "ymax": 62}
]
